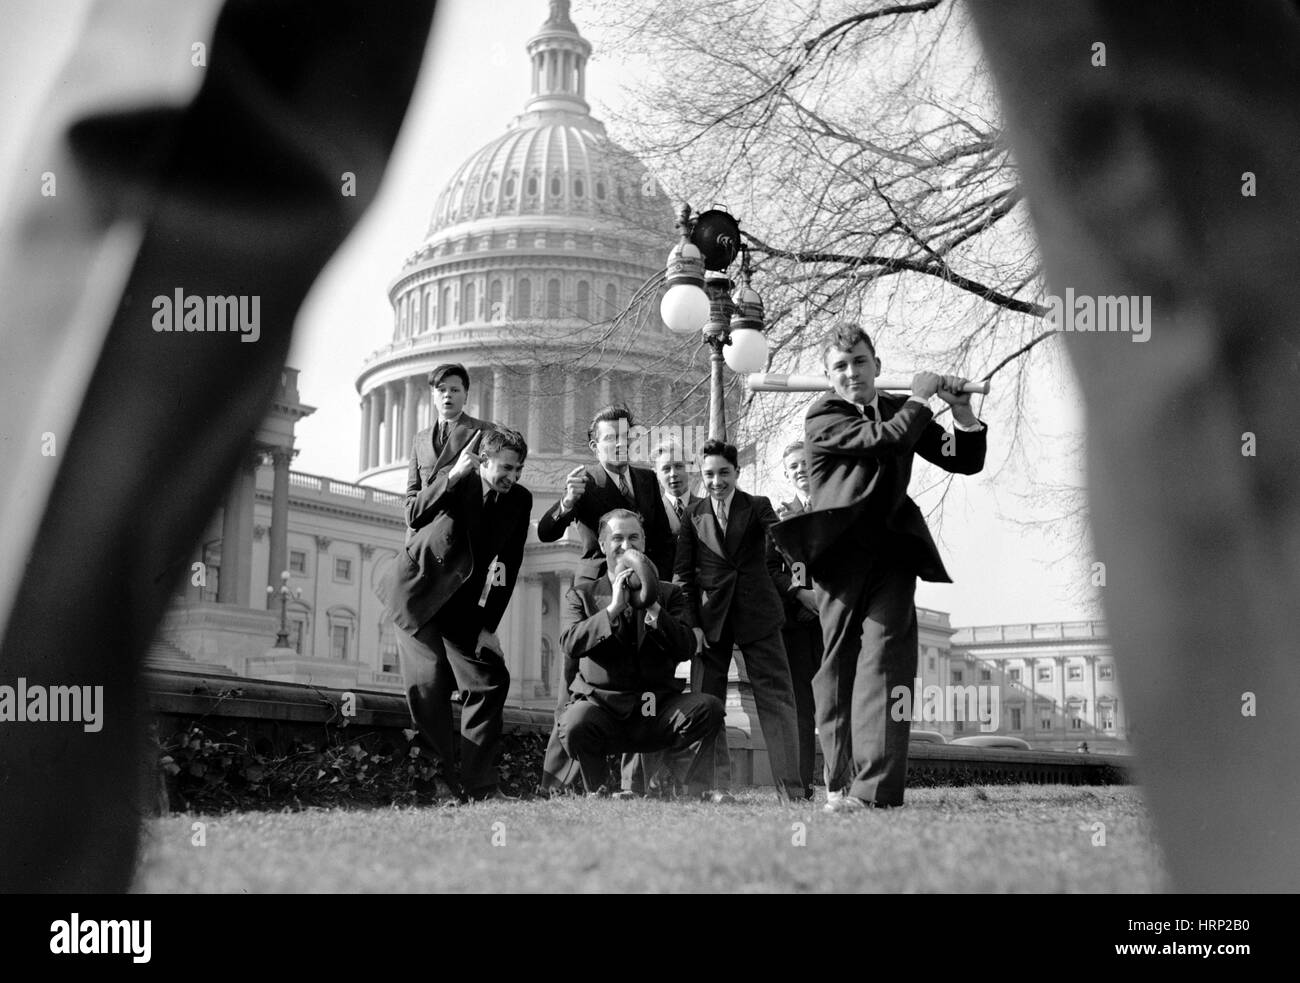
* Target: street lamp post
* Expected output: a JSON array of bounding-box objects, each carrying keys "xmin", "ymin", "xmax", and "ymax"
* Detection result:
[
  {"xmin": 266, "ymin": 570, "xmax": 301, "ymax": 649},
  {"xmin": 659, "ymin": 204, "xmax": 767, "ymax": 442}
]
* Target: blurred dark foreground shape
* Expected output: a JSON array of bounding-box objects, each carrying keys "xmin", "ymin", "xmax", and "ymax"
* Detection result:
[
  {"xmin": 971, "ymin": 0, "xmax": 1300, "ymax": 890},
  {"xmin": 0, "ymin": 0, "xmax": 435, "ymax": 891}
]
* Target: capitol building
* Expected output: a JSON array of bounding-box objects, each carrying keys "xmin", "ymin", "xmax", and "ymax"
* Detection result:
[{"xmin": 146, "ymin": 1, "xmax": 1129, "ymax": 751}]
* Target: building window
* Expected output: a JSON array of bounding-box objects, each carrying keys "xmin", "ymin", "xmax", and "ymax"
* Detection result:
[
  {"xmin": 515, "ymin": 278, "xmax": 532, "ymax": 319},
  {"xmin": 526, "ymin": 174, "xmax": 538, "ymax": 197},
  {"xmin": 326, "ymin": 607, "xmax": 356, "ymax": 661},
  {"xmin": 1009, "ymin": 707, "xmax": 1022, "ymax": 730},
  {"xmin": 379, "ymin": 620, "xmax": 399, "ymax": 674},
  {"xmin": 573, "ymin": 178, "xmax": 584, "ymax": 198},
  {"xmin": 504, "ymin": 175, "xmax": 516, "ymax": 198},
  {"xmin": 462, "ymin": 282, "xmax": 475, "ymax": 324},
  {"xmin": 1039, "ymin": 716, "xmax": 1052, "ymax": 730},
  {"xmin": 604, "ymin": 282, "xmax": 617, "ymax": 313},
  {"xmin": 331, "ymin": 625, "xmax": 351, "ymax": 660},
  {"xmin": 979, "ymin": 668, "xmax": 991, "ymax": 682},
  {"xmin": 953, "ymin": 720, "xmax": 965, "ymax": 733},
  {"xmin": 1099, "ymin": 664, "xmax": 1114, "ymax": 680},
  {"xmin": 1068, "ymin": 665, "xmax": 1083, "ymax": 681},
  {"xmin": 1009, "ymin": 667, "xmax": 1021, "ymax": 682},
  {"xmin": 596, "ymin": 180, "xmax": 606, "ymax": 200},
  {"xmin": 928, "ymin": 655, "xmax": 936, "ymax": 671},
  {"xmin": 200, "ymin": 542, "xmax": 222, "ymax": 601},
  {"xmin": 288, "ymin": 618, "xmax": 306, "ymax": 655},
  {"xmin": 333, "ymin": 557, "xmax": 352, "ymax": 583},
  {"xmin": 439, "ymin": 286, "xmax": 451, "ymax": 327},
  {"xmin": 1099, "ymin": 706, "xmax": 1116, "ymax": 730},
  {"xmin": 576, "ymin": 280, "xmax": 590, "ymax": 321},
  {"xmin": 489, "ymin": 280, "xmax": 503, "ymax": 322},
  {"xmin": 951, "ymin": 669, "xmax": 963, "ymax": 684},
  {"xmin": 289, "ymin": 550, "xmax": 307, "ymax": 574},
  {"xmin": 550, "ymin": 175, "xmax": 561, "ymax": 196},
  {"xmin": 546, "ymin": 278, "xmax": 561, "ymax": 318},
  {"xmin": 1072, "ymin": 717, "xmax": 1084, "ymax": 729},
  {"xmin": 287, "ymin": 602, "xmax": 310, "ymax": 656},
  {"xmin": 1037, "ymin": 666, "xmax": 1052, "ymax": 682}
]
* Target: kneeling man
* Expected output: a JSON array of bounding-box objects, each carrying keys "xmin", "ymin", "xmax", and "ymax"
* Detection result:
[{"xmin": 559, "ymin": 509, "xmax": 724, "ymax": 797}]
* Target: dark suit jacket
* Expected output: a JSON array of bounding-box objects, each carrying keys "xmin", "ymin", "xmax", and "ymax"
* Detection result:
[
  {"xmin": 673, "ymin": 489, "xmax": 789, "ymax": 646},
  {"xmin": 776, "ymin": 496, "xmax": 819, "ymax": 626},
  {"xmin": 662, "ymin": 491, "xmax": 705, "ymax": 537},
  {"xmin": 404, "ymin": 412, "xmax": 494, "ymax": 529},
  {"xmin": 536, "ymin": 463, "xmax": 675, "ymax": 576},
  {"xmin": 771, "ymin": 391, "xmax": 987, "ymax": 583},
  {"xmin": 562, "ymin": 564, "xmax": 695, "ymax": 719},
  {"xmin": 378, "ymin": 466, "xmax": 531, "ymax": 638}
]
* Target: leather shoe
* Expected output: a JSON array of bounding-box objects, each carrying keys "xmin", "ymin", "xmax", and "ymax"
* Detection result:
[
  {"xmin": 824, "ymin": 793, "xmax": 899, "ymax": 813},
  {"xmin": 700, "ymin": 789, "xmax": 736, "ymax": 804},
  {"xmin": 823, "ymin": 793, "xmax": 870, "ymax": 813}
]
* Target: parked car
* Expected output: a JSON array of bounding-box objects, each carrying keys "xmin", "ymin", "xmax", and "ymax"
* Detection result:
[
  {"xmin": 908, "ymin": 729, "xmax": 946, "ymax": 745},
  {"xmin": 950, "ymin": 735, "xmax": 1031, "ymax": 750}
]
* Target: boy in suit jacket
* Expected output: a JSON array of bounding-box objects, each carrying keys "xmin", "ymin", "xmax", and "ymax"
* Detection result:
[
  {"xmin": 674, "ymin": 439, "xmax": 803, "ymax": 800},
  {"xmin": 536, "ymin": 405, "xmax": 675, "ymax": 795},
  {"xmin": 558, "ymin": 509, "xmax": 724, "ymax": 795},
  {"xmin": 405, "ymin": 363, "xmax": 495, "ymax": 500},
  {"xmin": 775, "ymin": 440, "xmax": 824, "ymax": 798},
  {"xmin": 771, "ymin": 323, "xmax": 986, "ymax": 811},
  {"xmin": 378, "ymin": 427, "xmax": 533, "ymax": 802}
]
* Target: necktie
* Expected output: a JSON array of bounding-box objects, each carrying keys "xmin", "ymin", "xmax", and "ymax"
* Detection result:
[
  {"xmin": 437, "ymin": 420, "xmax": 449, "ymax": 451},
  {"xmin": 617, "ymin": 471, "xmax": 632, "ymax": 502},
  {"xmin": 862, "ymin": 404, "xmax": 876, "ymax": 421},
  {"xmin": 716, "ymin": 500, "xmax": 728, "ymax": 533},
  {"xmin": 673, "ymin": 497, "xmax": 684, "ymax": 519}
]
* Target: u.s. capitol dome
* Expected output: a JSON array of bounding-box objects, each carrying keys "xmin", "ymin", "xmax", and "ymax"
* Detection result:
[{"xmin": 356, "ymin": 0, "xmax": 704, "ymax": 494}]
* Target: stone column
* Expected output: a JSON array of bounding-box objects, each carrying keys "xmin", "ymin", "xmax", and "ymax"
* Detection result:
[
  {"xmin": 359, "ymin": 396, "xmax": 372, "ymax": 472},
  {"xmin": 510, "ymin": 575, "xmax": 543, "ymax": 703},
  {"xmin": 367, "ymin": 391, "xmax": 380, "ymax": 470},
  {"xmin": 1085, "ymin": 654, "xmax": 1098, "ymax": 730},
  {"xmin": 1056, "ymin": 655, "xmax": 1067, "ymax": 733},
  {"xmin": 266, "ymin": 449, "xmax": 293, "ymax": 607},
  {"xmin": 563, "ymin": 371, "xmax": 575, "ymax": 453},
  {"xmin": 493, "ymin": 368, "xmax": 509, "ymax": 428},
  {"xmin": 403, "ymin": 375, "xmax": 419, "ymax": 457},
  {"xmin": 496, "ymin": 589, "xmax": 526, "ymax": 702},
  {"xmin": 386, "ymin": 381, "xmax": 399, "ymax": 463},
  {"xmin": 217, "ymin": 453, "xmax": 257, "ymax": 606},
  {"xmin": 631, "ymin": 374, "xmax": 644, "ymax": 423},
  {"xmin": 527, "ymin": 369, "xmax": 541, "ymax": 451}
]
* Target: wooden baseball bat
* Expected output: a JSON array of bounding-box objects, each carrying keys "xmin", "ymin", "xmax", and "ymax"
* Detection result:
[{"xmin": 745, "ymin": 372, "xmax": 991, "ymax": 394}]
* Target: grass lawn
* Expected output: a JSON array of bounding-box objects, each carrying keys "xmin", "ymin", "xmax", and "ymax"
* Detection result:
[{"xmin": 131, "ymin": 784, "xmax": 1167, "ymax": 893}]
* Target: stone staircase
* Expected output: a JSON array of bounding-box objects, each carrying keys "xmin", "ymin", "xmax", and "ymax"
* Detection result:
[{"xmin": 144, "ymin": 637, "xmax": 231, "ymax": 676}]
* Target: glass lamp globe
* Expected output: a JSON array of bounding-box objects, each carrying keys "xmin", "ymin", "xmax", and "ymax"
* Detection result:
[
  {"xmin": 660, "ymin": 283, "xmax": 711, "ymax": 334},
  {"xmin": 723, "ymin": 328, "xmax": 768, "ymax": 373}
]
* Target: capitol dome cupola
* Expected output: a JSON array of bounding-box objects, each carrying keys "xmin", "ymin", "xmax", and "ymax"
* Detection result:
[{"xmin": 525, "ymin": 0, "xmax": 592, "ymax": 116}]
